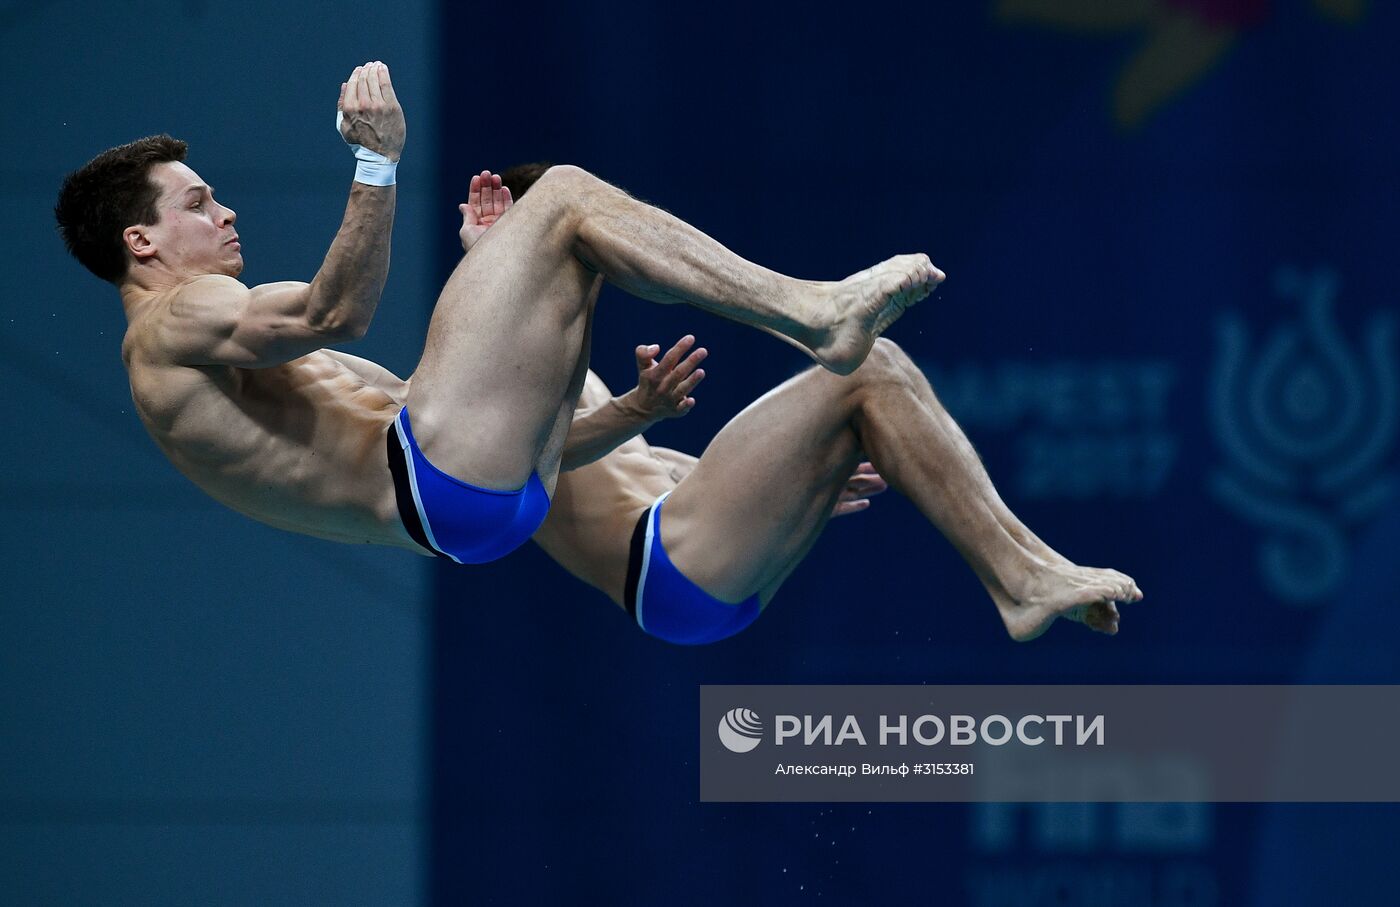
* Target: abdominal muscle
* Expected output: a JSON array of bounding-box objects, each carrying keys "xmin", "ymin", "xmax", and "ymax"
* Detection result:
[
  {"xmin": 127, "ymin": 349, "xmax": 419, "ymax": 550},
  {"xmin": 532, "ymin": 439, "xmax": 677, "ymax": 607}
]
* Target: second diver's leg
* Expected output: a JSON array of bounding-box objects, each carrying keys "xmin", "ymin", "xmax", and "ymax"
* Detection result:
[
  {"xmin": 840, "ymin": 342, "xmax": 1142, "ymax": 639},
  {"xmin": 662, "ymin": 339, "xmax": 1141, "ymax": 640}
]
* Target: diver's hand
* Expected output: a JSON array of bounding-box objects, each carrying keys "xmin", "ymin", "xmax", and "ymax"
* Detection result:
[
  {"xmin": 337, "ymin": 61, "xmax": 406, "ymax": 161},
  {"xmin": 458, "ymin": 170, "xmax": 513, "ymax": 252},
  {"xmin": 622, "ymin": 335, "xmax": 707, "ymax": 420},
  {"xmin": 831, "ymin": 463, "xmax": 888, "ymax": 517}
]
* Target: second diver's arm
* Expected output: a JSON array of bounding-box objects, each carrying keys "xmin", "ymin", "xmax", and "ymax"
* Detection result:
[
  {"xmin": 560, "ymin": 337, "xmax": 708, "ymax": 471},
  {"xmin": 561, "ymin": 390, "xmax": 663, "ymax": 472}
]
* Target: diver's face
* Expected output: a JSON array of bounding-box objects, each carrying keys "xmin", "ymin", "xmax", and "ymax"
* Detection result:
[{"xmin": 131, "ymin": 161, "xmax": 242, "ymax": 278}]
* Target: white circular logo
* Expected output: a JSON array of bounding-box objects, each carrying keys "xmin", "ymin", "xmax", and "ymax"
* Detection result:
[{"xmin": 718, "ymin": 708, "xmax": 763, "ymax": 753}]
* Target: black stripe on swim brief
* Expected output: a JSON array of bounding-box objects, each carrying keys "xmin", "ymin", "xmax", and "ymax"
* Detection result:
[
  {"xmin": 623, "ymin": 505, "xmax": 651, "ymax": 619},
  {"xmin": 385, "ymin": 423, "xmax": 446, "ymax": 559}
]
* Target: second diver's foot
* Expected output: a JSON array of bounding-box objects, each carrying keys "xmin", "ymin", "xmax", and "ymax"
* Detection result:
[
  {"xmin": 990, "ymin": 562, "xmax": 1143, "ymax": 642},
  {"xmin": 811, "ymin": 254, "xmax": 944, "ymax": 375}
]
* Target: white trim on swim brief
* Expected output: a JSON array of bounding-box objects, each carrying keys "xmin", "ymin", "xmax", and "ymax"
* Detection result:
[
  {"xmin": 635, "ymin": 491, "xmax": 670, "ymax": 633},
  {"xmin": 394, "ymin": 411, "xmax": 463, "ymax": 565}
]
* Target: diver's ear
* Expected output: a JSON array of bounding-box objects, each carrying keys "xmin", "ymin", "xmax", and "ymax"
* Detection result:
[{"xmin": 125, "ymin": 224, "xmax": 156, "ymax": 262}]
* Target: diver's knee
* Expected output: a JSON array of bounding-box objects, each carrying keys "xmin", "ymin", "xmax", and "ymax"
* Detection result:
[
  {"xmin": 528, "ymin": 164, "xmax": 596, "ymax": 204},
  {"xmin": 856, "ymin": 337, "xmax": 916, "ymax": 384}
]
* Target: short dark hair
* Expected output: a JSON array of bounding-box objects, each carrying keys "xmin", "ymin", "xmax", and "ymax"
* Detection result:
[
  {"xmin": 55, "ymin": 135, "xmax": 189, "ymax": 284},
  {"xmin": 499, "ymin": 161, "xmax": 555, "ymax": 200}
]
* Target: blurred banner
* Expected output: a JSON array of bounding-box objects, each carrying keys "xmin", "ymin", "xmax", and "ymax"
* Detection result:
[{"xmin": 432, "ymin": 1, "xmax": 1397, "ymax": 903}]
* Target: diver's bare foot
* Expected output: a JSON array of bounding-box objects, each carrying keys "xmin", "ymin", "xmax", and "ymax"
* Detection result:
[
  {"xmin": 991, "ymin": 562, "xmax": 1143, "ymax": 642},
  {"xmin": 810, "ymin": 254, "xmax": 944, "ymax": 375},
  {"xmin": 1000, "ymin": 525, "xmax": 1142, "ymax": 636}
]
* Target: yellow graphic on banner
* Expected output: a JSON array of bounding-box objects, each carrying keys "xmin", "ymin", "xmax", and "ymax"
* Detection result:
[{"xmin": 997, "ymin": 0, "xmax": 1366, "ymax": 127}]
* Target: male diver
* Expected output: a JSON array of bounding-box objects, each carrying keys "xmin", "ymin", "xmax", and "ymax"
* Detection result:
[
  {"xmin": 465, "ymin": 166, "xmax": 1143, "ymax": 643},
  {"xmin": 54, "ymin": 62, "xmax": 941, "ymax": 563}
]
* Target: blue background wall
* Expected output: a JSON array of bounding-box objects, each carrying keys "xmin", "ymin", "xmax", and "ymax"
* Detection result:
[
  {"xmin": 432, "ymin": 1, "xmax": 1399, "ymax": 904},
  {"xmin": 4, "ymin": 1, "xmax": 439, "ymax": 903}
]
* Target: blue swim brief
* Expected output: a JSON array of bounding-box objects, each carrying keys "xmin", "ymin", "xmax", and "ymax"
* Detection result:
[
  {"xmin": 623, "ymin": 492, "xmax": 762, "ymax": 645},
  {"xmin": 385, "ymin": 406, "xmax": 550, "ymax": 564}
]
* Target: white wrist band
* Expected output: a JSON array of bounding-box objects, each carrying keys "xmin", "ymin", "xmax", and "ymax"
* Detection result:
[{"xmin": 336, "ymin": 110, "xmax": 398, "ymax": 187}]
